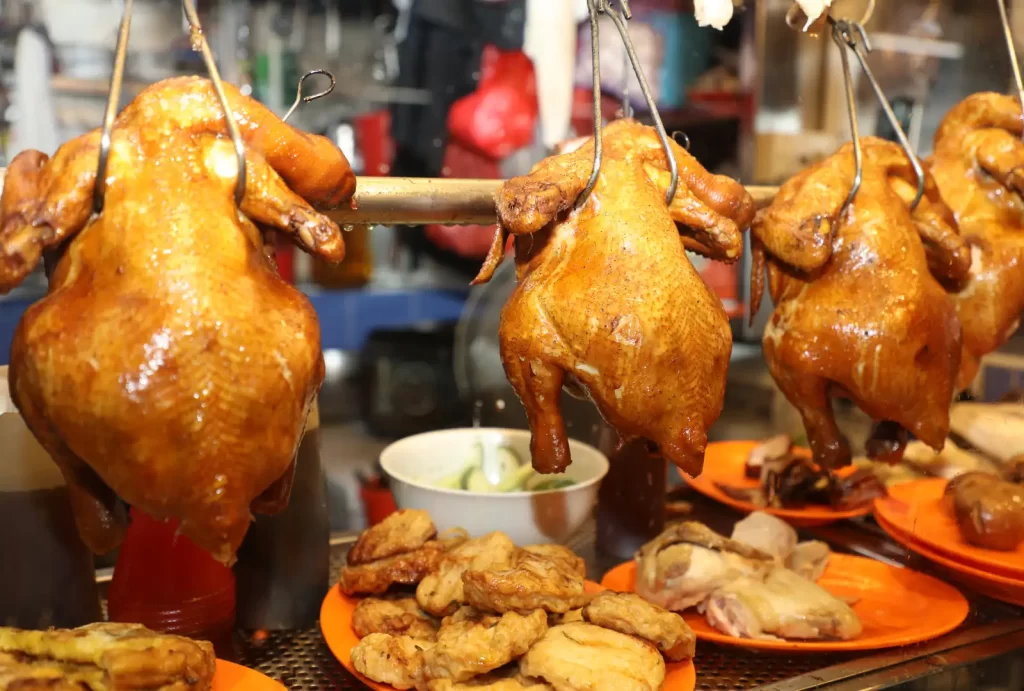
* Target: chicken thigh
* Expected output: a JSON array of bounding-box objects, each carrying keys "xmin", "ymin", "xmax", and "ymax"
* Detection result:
[
  {"xmin": 751, "ymin": 137, "xmax": 969, "ymax": 468},
  {"xmin": 0, "ymin": 77, "xmax": 355, "ymax": 563},
  {"xmin": 927, "ymin": 93, "xmax": 1024, "ymax": 389},
  {"xmin": 473, "ymin": 120, "xmax": 755, "ymax": 474}
]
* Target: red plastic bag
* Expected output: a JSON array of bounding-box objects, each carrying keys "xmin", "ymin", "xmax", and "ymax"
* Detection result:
[{"xmin": 448, "ymin": 46, "xmax": 538, "ymax": 160}]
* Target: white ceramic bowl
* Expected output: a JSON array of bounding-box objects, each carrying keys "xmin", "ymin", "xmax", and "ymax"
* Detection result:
[{"xmin": 380, "ymin": 428, "xmax": 609, "ymax": 545}]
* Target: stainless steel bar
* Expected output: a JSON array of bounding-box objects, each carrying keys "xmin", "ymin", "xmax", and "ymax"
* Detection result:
[
  {"xmin": 93, "ymin": 0, "xmax": 134, "ymax": 215},
  {"xmin": 997, "ymin": 0, "xmax": 1024, "ymax": 140},
  {"xmin": 330, "ymin": 178, "xmax": 780, "ymax": 226}
]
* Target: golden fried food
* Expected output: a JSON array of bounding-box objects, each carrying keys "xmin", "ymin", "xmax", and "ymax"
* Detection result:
[
  {"xmin": 351, "ymin": 596, "xmax": 439, "ymax": 640},
  {"xmin": 0, "ymin": 623, "xmax": 215, "ymax": 691},
  {"xmin": 752, "ymin": 137, "xmax": 966, "ymax": 468},
  {"xmin": 583, "ymin": 592, "xmax": 695, "ymax": 661},
  {"xmin": 417, "ymin": 532, "xmax": 518, "ymax": 616},
  {"xmin": 0, "ymin": 77, "xmax": 355, "ymax": 564},
  {"xmin": 424, "ymin": 608, "xmax": 547, "ymax": 683},
  {"xmin": 521, "ymin": 545, "xmax": 586, "ymax": 578},
  {"xmin": 426, "ymin": 666, "xmax": 553, "ymax": 690},
  {"xmin": 518, "ymin": 623, "xmax": 665, "ymax": 691},
  {"xmin": 351, "ymin": 633, "xmax": 431, "ymax": 691},
  {"xmin": 340, "ymin": 538, "xmax": 456, "ymax": 596},
  {"xmin": 473, "ymin": 119, "xmax": 755, "ymax": 475},
  {"xmin": 548, "ymin": 609, "xmax": 584, "ymax": 626},
  {"xmin": 348, "ymin": 510, "xmax": 437, "ymax": 565},
  {"xmin": 463, "ymin": 548, "xmax": 588, "ymax": 614}
]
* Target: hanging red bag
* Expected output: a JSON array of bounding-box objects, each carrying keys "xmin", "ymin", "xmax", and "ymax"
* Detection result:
[{"xmin": 448, "ymin": 45, "xmax": 538, "ymax": 160}]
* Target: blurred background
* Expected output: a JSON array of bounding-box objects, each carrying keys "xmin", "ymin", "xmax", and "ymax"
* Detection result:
[{"xmin": 0, "ymin": 0, "xmax": 1020, "ymax": 534}]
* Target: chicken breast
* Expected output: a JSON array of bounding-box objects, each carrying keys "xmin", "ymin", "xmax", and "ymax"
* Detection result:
[
  {"xmin": 519, "ymin": 623, "xmax": 665, "ymax": 691},
  {"xmin": 703, "ymin": 568, "xmax": 862, "ymax": 640},
  {"xmin": 582, "ymin": 592, "xmax": 696, "ymax": 661},
  {"xmin": 730, "ymin": 512, "xmax": 798, "ymax": 564}
]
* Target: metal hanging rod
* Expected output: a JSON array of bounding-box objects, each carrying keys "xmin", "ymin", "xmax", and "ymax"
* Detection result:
[{"xmin": 997, "ymin": 0, "xmax": 1024, "ymax": 138}]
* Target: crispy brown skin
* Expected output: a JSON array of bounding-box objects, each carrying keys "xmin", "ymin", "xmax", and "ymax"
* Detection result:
[
  {"xmin": 0, "ymin": 76, "xmax": 356, "ymax": 564},
  {"xmin": 928, "ymin": 93, "xmax": 1024, "ymax": 390},
  {"xmin": 0, "ymin": 623, "xmax": 215, "ymax": 691},
  {"xmin": 582, "ymin": 592, "xmax": 695, "ymax": 661},
  {"xmin": 752, "ymin": 137, "xmax": 966, "ymax": 468},
  {"xmin": 945, "ymin": 472, "xmax": 1024, "ymax": 551},
  {"xmin": 348, "ymin": 510, "xmax": 437, "ymax": 565},
  {"xmin": 473, "ymin": 119, "xmax": 755, "ymax": 475},
  {"xmin": 351, "ymin": 596, "xmax": 439, "ymax": 640},
  {"xmin": 424, "ymin": 608, "xmax": 548, "ymax": 683},
  {"xmin": 462, "ymin": 548, "xmax": 589, "ymax": 614},
  {"xmin": 340, "ymin": 539, "xmax": 454, "ymax": 596}
]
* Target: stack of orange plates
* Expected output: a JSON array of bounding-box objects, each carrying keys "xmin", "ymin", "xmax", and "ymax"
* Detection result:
[{"xmin": 874, "ymin": 479, "xmax": 1024, "ymax": 607}]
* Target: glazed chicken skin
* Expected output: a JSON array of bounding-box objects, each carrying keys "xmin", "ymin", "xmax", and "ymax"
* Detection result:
[
  {"xmin": 927, "ymin": 93, "xmax": 1024, "ymax": 390},
  {"xmin": 751, "ymin": 137, "xmax": 969, "ymax": 468},
  {"xmin": 0, "ymin": 76, "xmax": 355, "ymax": 564},
  {"xmin": 474, "ymin": 120, "xmax": 756, "ymax": 475}
]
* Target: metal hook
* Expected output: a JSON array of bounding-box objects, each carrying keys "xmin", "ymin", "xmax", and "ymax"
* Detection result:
[
  {"xmin": 839, "ymin": 19, "xmax": 926, "ymax": 209},
  {"xmin": 997, "ymin": 0, "xmax": 1024, "ymax": 140},
  {"xmin": 575, "ymin": 0, "xmax": 604, "ymax": 210},
  {"xmin": 671, "ymin": 131, "xmax": 691, "ymax": 152},
  {"xmin": 182, "ymin": 0, "xmax": 247, "ymax": 207},
  {"xmin": 282, "ymin": 69, "xmax": 337, "ymax": 123},
  {"xmin": 830, "ymin": 19, "xmax": 863, "ymax": 220},
  {"xmin": 93, "ymin": 0, "xmax": 134, "ymax": 215}
]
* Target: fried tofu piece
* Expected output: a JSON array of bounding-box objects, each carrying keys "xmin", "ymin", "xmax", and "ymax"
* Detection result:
[
  {"xmin": 350, "ymin": 633, "xmax": 432, "ymax": 690},
  {"xmin": 417, "ymin": 532, "xmax": 518, "ymax": 617},
  {"xmin": 583, "ymin": 592, "xmax": 696, "ymax": 661},
  {"xmin": 424, "ymin": 608, "xmax": 547, "ymax": 684},
  {"xmin": 462, "ymin": 549, "xmax": 589, "ymax": 614},
  {"xmin": 518, "ymin": 623, "xmax": 665, "ymax": 691},
  {"xmin": 351, "ymin": 596, "xmax": 439, "ymax": 640},
  {"xmin": 425, "ymin": 665, "xmax": 553, "ymax": 690},
  {"xmin": 348, "ymin": 510, "xmax": 438, "ymax": 565},
  {"xmin": 0, "ymin": 623, "xmax": 215, "ymax": 691},
  {"xmin": 340, "ymin": 538, "xmax": 457, "ymax": 596},
  {"xmin": 520, "ymin": 545, "xmax": 586, "ymax": 578}
]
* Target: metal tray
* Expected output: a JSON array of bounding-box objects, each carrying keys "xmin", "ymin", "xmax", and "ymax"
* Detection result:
[{"xmin": 224, "ymin": 492, "xmax": 1024, "ymax": 691}]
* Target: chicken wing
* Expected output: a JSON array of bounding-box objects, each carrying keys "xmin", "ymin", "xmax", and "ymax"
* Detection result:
[
  {"xmin": 752, "ymin": 137, "xmax": 967, "ymax": 468},
  {"xmin": 474, "ymin": 119, "xmax": 755, "ymax": 475},
  {"xmin": 0, "ymin": 77, "xmax": 355, "ymax": 564},
  {"xmin": 928, "ymin": 93, "xmax": 1024, "ymax": 389}
]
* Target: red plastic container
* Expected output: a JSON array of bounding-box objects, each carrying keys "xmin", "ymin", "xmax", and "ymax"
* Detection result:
[{"xmin": 107, "ymin": 508, "xmax": 236, "ymax": 643}]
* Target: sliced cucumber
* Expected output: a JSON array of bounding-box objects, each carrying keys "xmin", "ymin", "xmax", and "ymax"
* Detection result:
[
  {"xmin": 433, "ymin": 469, "xmax": 466, "ymax": 490},
  {"xmin": 465, "ymin": 467, "xmax": 497, "ymax": 492},
  {"xmin": 465, "ymin": 441, "xmax": 484, "ymax": 469},
  {"xmin": 496, "ymin": 464, "xmax": 536, "ymax": 492},
  {"xmin": 530, "ymin": 477, "xmax": 576, "ymax": 492}
]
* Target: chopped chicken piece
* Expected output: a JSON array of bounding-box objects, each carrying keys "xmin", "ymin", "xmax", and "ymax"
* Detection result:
[
  {"xmin": 351, "ymin": 596, "xmax": 439, "ymax": 640},
  {"xmin": 787, "ymin": 541, "xmax": 831, "ymax": 582},
  {"xmin": 351, "ymin": 633, "xmax": 432, "ymax": 690},
  {"xmin": 348, "ymin": 510, "xmax": 437, "ymax": 565},
  {"xmin": 703, "ymin": 568, "xmax": 862, "ymax": 641},
  {"xmin": 340, "ymin": 537, "xmax": 464, "ymax": 596},
  {"xmin": 424, "ymin": 607, "xmax": 547, "ymax": 683},
  {"xmin": 730, "ymin": 512, "xmax": 798, "ymax": 564},
  {"xmin": 634, "ymin": 522, "xmax": 774, "ymax": 611},
  {"xmin": 463, "ymin": 548, "xmax": 589, "ymax": 614},
  {"xmin": 902, "ymin": 439, "xmax": 999, "ymax": 480},
  {"xmin": 519, "ymin": 623, "xmax": 666, "ymax": 691},
  {"xmin": 752, "ymin": 137, "xmax": 968, "ymax": 469},
  {"xmin": 583, "ymin": 592, "xmax": 696, "ymax": 661},
  {"xmin": 417, "ymin": 532, "xmax": 518, "ymax": 616},
  {"xmin": 473, "ymin": 120, "xmax": 755, "ymax": 476}
]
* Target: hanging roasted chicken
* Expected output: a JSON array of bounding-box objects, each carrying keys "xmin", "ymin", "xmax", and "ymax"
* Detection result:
[
  {"xmin": 751, "ymin": 137, "xmax": 970, "ymax": 468},
  {"xmin": 0, "ymin": 77, "xmax": 355, "ymax": 564},
  {"xmin": 927, "ymin": 93, "xmax": 1024, "ymax": 390},
  {"xmin": 473, "ymin": 120, "xmax": 756, "ymax": 475}
]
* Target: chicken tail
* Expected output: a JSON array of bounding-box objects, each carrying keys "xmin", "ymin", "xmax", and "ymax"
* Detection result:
[{"xmin": 470, "ymin": 225, "xmax": 510, "ymax": 286}]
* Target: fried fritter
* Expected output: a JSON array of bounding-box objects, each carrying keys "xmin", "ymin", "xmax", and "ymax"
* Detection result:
[
  {"xmin": 351, "ymin": 596, "xmax": 439, "ymax": 640},
  {"xmin": 583, "ymin": 592, "xmax": 696, "ymax": 661},
  {"xmin": 350, "ymin": 633, "xmax": 432, "ymax": 691},
  {"xmin": 341, "ymin": 537, "xmax": 462, "ymax": 596},
  {"xmin": 0, "ymin": 623, "xmax": 215, "ymax": 691},
  {"xmin": 519, "ymin": 623, "xmax": 666, "ymax": 691},
  {"xmin": 521, "ymin": 545, "xmax": 586, "ymax": 578},
  {"xmin": 417, "ymin": 532, "xmax": 518, "ymax": 616},
  {"xmin": 348, "ymin": 510, "xmax": 438, "ymax": 565},
  {"xmin": 463, "ymin": 549, "xmax": 588, "ymax": 614},
  {"xmin": 424, "ymin": 607, "xmax": 548, "ymax": 684},
  {"xmin": 426, "ymin": 666, "xmax": 553, "ymax": 690},
  {"xmin": 548, "ymin": 609, "xmax": 584, "ymax": 626}
]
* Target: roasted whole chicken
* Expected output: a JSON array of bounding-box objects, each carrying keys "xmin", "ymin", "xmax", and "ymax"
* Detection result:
[
  {"xmin": 928, "ymin": 93, "xmax": 1024, "ymax": 389},
  {"xmin": 751, "ymin": 137, "xmax": 969, "ymax": 469},
  {"xmin": 473, "ymin": 120, "xmax": 756, "ymax": 475},
  {"xmin": 0, "ymin": 77, "xmax": 355, "ymax": 564}
]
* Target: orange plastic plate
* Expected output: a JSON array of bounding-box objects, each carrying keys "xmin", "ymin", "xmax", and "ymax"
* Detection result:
[
  {"xmin": 875, "ymin": 478, "xmax": 1024, "ymax": 580},
  {"xmin": 213, "ymin": 660, "xmax": 285, "ymax": 690},
  {"xmin": 875, "ymin": 511, "xmax": 1024, "ymax": 607},
  {"xmin": 601, "ymin": 553, "xmax": 968, "ymax": 652},
  {"xmin": 684, "ymin": 441, "xmax": 873, "ymax": 527},
  {"xmin": 320, "ymin": 581, "xmax": 696, "ymax": 691}
]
